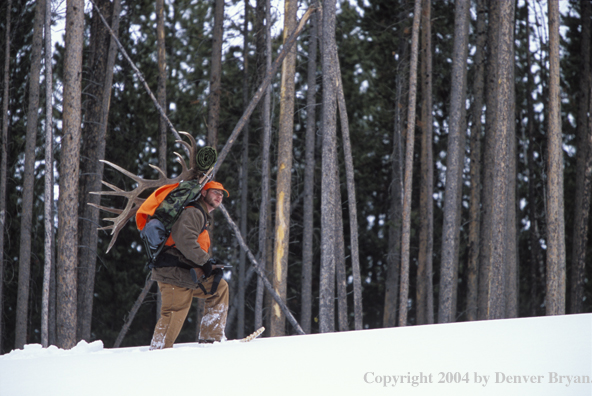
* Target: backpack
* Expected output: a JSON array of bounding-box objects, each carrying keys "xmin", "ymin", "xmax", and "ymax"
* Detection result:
[{"xmin": 136, "ymin": 179, "xmax": 207, "ymax": 265}]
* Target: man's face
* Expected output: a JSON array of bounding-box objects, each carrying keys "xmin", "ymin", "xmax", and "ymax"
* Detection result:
[{"xmin": 203, "ymin": 188, "xmax": 224, "ymax": 209}]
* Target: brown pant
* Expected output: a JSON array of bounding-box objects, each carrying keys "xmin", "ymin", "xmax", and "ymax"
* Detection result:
[{"xmin": 150, "ymin": 277, "xmax": 229, "ymax": 349}]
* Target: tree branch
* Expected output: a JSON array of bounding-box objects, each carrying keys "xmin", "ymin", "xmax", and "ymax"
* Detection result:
[
  {"xmin": 219, "ymin": 204, "xmax": 305, "ymax": 335},
  {"xmin": 88, "ymin": 0, "xmax": 187, "ymax": 156},
  {"xmin": 212, "ymin": 5, "xmax": 318, "ymax": 177}
]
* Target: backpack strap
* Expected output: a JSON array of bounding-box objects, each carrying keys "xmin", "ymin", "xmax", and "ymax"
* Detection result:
[
  {"xmin": 148, "ymin": 201, "xmax": 209, "ymax": 268},
  {"xmin": 145, "ymin": 200, "xmax": 208, "ymax": 269}
]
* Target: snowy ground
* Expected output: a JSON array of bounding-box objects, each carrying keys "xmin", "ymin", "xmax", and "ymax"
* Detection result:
[{"xmin": 1, "ymin": 314, "xmax": 590, "ymax": 396}]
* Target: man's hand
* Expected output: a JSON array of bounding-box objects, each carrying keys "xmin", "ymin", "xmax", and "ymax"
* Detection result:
[
  {"xmin": 190, "ymin": 267, "xmax": 205, "ymax": 283},
  {"xmin": 191, "ymin": 258, "xmax": 233, "ymax": 284},
  {"xmin": 206, "ymin": 257, "xmax": 232, "ymax": 271}
]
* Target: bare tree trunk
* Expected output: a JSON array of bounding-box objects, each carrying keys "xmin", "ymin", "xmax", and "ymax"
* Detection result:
[
  {"xmin": 49, "ymin": 254, "xmax": 57, "ymax": 345},
  {"xmin": 545, "ymin": 0, "xmax": 565, "ymax": 316},
  {"xmin": 438, "ymin": 0, "xmax": 470, "ymax": 324},
  {"xmin": 238, "ymin": 0, "xmax": 250, "ymax": 339},
  {"xmin": 438, "ymin": 0, "xmax": 471, "ymax": 323},
  {"xmin": 271, "ymin": 0, "xmax": 298, "ymax": 337},
  {"xmin": 505, "ymin": 50, "xmax": 518, "ymax": 319},
  {"xmin": 334, "ymin": 183, "xmax": 348, "ymax": 331},
  {"xmin": 333, "ymin": 42, "xmax": 363, "ymax": 331},
  {"xmin": 319, "ymin": 0, "xmax": 338, "ymax": 333},
  {"xmin": 77, "ymin": 0, "xmax": 121, "ymax": 342},
  {"xmin": 301, "ymin": 10, "xmax": 318, "ymax": 334},
  {"xmin": 78, "ymin": 0, "xmax": 109, "ymax": 342},
  {"xmin": 156, "ymin": 0, "xmax": 167, "ymax": 172},
  {"xmin": 570, "ymin": 0, "xmax": 591, "ymax": 315},
  {"xmin": 42, "ymin": 0, "xmax": 55, "ymax": 348},
  {"xmin": 207, "ymin": 0, "xmax": 224, "ymax": 149},
  {"xmin": 416, "ymin": 0, "xmax": 434, "ymax": 326},
  {"xmin": 398, "ymin": 0, "xmax": 422, "ymax": 327},
  {"xmin": 478, "ymin": 0, "xmax": 500, "ymax": 320},
  {"xmin": 486, "ymin": 0, "xmax": 515, "ymax": 319},
  {"xmin": 15, "ymin": 0, "xmax": 45, "ymax": 349},
  {"xmin": 384, "ymin": 7, "xmax": 408, "ymax": 328},
  {"xmin": 255, "ymin": 0, "xmax": 272, "ymax": 332},
  {"xmin": 524, "ymin": 0, "xmax": 543, "ymax": 317},
  {"xmin": 466, "ymin": 0, "xmax": 486, "ymax": 322},
  {"xmin": 155, "ymin": 0, "xmax": 166, "ymax": 324},
  {"xmin": 57, "ymin": 0, "xmax": 85, "ymax": 349},
  {"xmin": 0, "ymin": 0, "xmax": 12, "ymax": 355}
]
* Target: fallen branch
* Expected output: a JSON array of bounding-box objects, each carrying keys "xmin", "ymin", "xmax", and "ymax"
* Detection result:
[
  {"xmin": 113, "ymin": 278, "xmax": 154, "ymax": 347},
  {"xmin": 219, "ymin": 204, "xmax": 305, "ymax": 335}
]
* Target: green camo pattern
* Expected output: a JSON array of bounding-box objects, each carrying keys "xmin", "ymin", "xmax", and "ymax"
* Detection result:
[
  {"xmin": 195, "ymin": 146, "xmax": 217, "ymax": 171},
  {"xmin": 152, "ymin": 180, "xmax": 204, "ymax": 230}
]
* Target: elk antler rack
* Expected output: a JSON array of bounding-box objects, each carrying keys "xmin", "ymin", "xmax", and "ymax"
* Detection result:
[{"xmin": 89, "ymin": 132, "xmax": 213, "ymax": 252}]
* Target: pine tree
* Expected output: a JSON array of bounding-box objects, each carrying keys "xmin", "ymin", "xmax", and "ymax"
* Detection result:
[
  {"xmin": 41, "ymin": 0, "xmax": 55, "ymax": 348},
  {"xmin": 301, "ymin": 9, "xmax": 318, "ymax": 334},
  {"xmin": 207, "ymin": 0, "xmax": 225, "ymax": 148},
  {"xmin": 319, "ymin": 0, "xmax": 338, "ymax": 333},
  {"xmin": 0, "ymin": 0, "xmax": 13, "ymax": 355},
  {"xmin": 487, "ymin": 0, "xmax": 516, "ymax": 319},
  {"xmin": 438, "ymin": 0, "xmax": 470, "ymax": 324},
  {"xmin": 545, "ymin": 0, "xmax": 566, "ymax": 316},
  {"xmin": 398, "ymin": 0, "xmax": 422, "ymax": 327},
  {"xmin": 570, "ymin": 0, "xmax": 591, "ymax": 315},
  {"xmin": 57, "ymin": 0, "xmax": 85, "ymax": 349},
  {"xmin": 77, "ymin": 0, "xmax": 117, "ymax": 342},
  {"xmin": 15, "ymin": 0, "xmax": 44, "ymax": 349},
  {"xmin": 271, "ymin": 0, "xmax": 298, "ymax": 337},
  {"xmin": 466, "ymin": 0, "xmax": 487, "ymax": 322},
  {"xmin": 417, "ymin": 0, "xmax": 434, "ymax": 326}
]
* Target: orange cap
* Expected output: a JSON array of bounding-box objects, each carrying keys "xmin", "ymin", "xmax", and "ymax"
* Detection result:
[{"xmin": 203, "ymin": 181, "xmax": 229, "ymax": 198}]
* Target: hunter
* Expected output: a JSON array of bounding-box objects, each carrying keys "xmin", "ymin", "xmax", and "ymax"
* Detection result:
[{"xmin": 149, "ymin": 181, "xmax": 230, "ymax": 349}]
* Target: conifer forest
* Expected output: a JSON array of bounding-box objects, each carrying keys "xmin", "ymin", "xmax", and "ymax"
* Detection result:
[{"xmin": 0, "ymin": 0, "xmax": 591, "ymax": 353}]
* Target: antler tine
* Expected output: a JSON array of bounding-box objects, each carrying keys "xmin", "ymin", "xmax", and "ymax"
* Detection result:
[
  {"xmin": 148, "ymin": 163, "xmax": 169, "ymax": 181},
  {"xmin": 100, "ymin": 160, "xmax": 146, "ymax": 184},
  {"xmin": 88, "ymin": 194, "xmax": 145, "ymax": 214},
  {"xmin": 171, "ymin": 151, "xmax": 194, "ymax": 181},
  {"xmin": 175, "ymin": 140, "xmax": 192, "ymax": 160},
  {"xmin": 105, "ymin": 207, "xmax": 139, "ymax": 252},
  {"xmin": 98, "ymin": 200, "xmax": 143, "ymax": 253},
  {"xmin": 88, "ymin": 203, "xmax": 124, "ymax": 215},
  {"xmin": 90, "ymin": 180, "xmax": 134, "ymax": 197},
  {"xmin": 96, "ymin": 180, "xmax": 124, "ymax": 193},
  {"xmin": 178, "ymin": 131, "xmax": 197, "ymax": 171}
]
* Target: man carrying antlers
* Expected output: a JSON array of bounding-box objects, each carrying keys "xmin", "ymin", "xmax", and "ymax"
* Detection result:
[{"xmin": 149, "ymin": 181, "xmax": 230, "ymax": 350}]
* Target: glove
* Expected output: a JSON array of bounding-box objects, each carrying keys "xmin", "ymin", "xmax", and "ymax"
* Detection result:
[
  {"xmin": 191, "ymin": 258, "xmax": 225, "ymax": 283},
  {"xmin": 206, "ymin": 257, "xmax": 224, "ymax": 266},
  {"xmin": 204, "ymin": 257, "xmax": 226, "ymax": 276},
  {"xmin": 190, "ymin": 267, "xmax": 204, "ymax": 283}
]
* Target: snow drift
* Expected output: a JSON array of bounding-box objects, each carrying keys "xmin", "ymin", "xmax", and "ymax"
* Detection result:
[{"xmin": 1, "ymin": 314, "xmax": 590, "ymax": 396}]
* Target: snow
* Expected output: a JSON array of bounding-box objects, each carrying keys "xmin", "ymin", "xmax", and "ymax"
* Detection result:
[{"xmin": 1, "ymin": 314, "xmax": 590, "ymax": 396}]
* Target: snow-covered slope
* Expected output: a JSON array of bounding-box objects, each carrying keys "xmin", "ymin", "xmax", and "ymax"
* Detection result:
[{"xmin": 1, "ymin": 314, "xmax": 590, "ymax": 396}]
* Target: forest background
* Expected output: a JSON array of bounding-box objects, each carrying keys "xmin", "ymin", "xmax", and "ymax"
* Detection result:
[{"xmin": 0, "ymin": 0, "xmax": 590, "ymax": 353}]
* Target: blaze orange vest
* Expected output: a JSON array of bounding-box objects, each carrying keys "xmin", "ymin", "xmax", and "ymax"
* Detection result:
[{"xmin": 136, "ymin": 183, "xmax": 210, "ymax": 253}]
